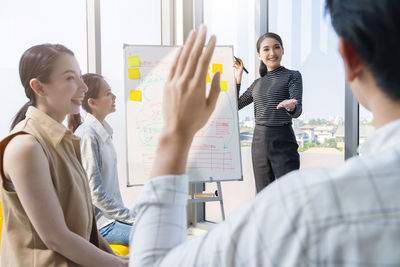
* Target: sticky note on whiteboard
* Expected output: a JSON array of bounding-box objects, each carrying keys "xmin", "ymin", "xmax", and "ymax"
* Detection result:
[
  {"xmin": 212, "ymin": 63, "xmax": 223, "ymax": 74},
  {"xmin": 206, "ymin": 72, "xmax": 211, "ymax": 83},
  {"xmin": 128, "ymin": 56, "xmax": 140, "ymax": 67},
  {"xmin": 129, "ymin": 90, "xmax": 142, "ymax": 101},
  {"xmin": 128, "ymin": 68, "xmax": 140, "ymax": 79},
  {"xmin": 220, "ymin": 81, "xmax": 228, "ymax": 91}
]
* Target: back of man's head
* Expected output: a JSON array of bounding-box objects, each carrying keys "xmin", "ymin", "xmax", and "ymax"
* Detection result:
[{"xmin": 326, "ymin": 0, "xmax": 400, "ymax": 100}]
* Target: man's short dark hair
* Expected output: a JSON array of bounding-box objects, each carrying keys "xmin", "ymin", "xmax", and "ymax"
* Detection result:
[{"xmin": 325, "ymin": 0, "xmax": 400, "ymax": 100}]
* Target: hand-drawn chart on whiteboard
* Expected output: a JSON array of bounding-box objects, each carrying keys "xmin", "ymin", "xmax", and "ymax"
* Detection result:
[{"xmin": 124, "ymin": 45, "xmax": 242, "ymax": 185}]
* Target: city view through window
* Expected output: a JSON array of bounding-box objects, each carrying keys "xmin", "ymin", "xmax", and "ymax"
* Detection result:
[
  {"xmin": 239, "ymin": 0, "xmax": 375, "ymax": 166},
  {"xmin": 235, "ymin": 0, "xmax": 348, "ymax": 173},
  {"xmin": 205, "ymin": 0, "xmax": 374, "ymax": 223}
]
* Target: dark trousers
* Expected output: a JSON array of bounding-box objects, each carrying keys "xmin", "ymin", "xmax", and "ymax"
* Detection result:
[{"xmin": 251, "ymin": 124, "xmax": 300, "ymax": 193}]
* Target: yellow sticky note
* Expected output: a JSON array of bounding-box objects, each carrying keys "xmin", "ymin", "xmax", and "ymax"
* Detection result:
[
  {"xmin": 212, "ymin": 63, "xmax": 223, "ymax": 74},
  {"xmin": 129, "ymin": 90, "xmax": 142, "ymax": 101},
  {"xmin": 206, "ymin": 72, "xmax": 211, "ymax": 83},
  {"xmin": 128, "ymin": 56, "xmax": 140, "ymax": 67},
  {"xmin": 220, "ymin": 81, "xmax": 228, "ymax": 91},
  {"xmin": 128, "ymin": 68, "xmax": 140, "ymax": 79}
]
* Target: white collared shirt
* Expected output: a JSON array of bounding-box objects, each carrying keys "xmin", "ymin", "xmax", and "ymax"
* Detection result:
[
  {"xmin": 75, "ymin": 113, "xmax": 134, "ymax": 229},
  {"xmin": 129, "ymin": 119, "xmax": 400, "ymax": 266}
]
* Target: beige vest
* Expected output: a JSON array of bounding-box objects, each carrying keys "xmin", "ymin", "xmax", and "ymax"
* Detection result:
[{"xmin": 0, "ymin": 107, "xmax": 98, "ymax": 266}]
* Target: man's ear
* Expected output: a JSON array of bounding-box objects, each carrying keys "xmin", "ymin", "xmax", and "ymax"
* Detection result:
[
  {"xmin": 29, "ymin": 78, "xmax": 46, "ymax": 97},
  {"xmin": 338, "ymin": 37, "xmax": 363, "ymax": 82}
]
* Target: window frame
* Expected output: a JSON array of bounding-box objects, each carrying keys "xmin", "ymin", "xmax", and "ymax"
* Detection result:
[{"xmin": 85, "ymin": 0, "xmax": 360, "ymax": 226}]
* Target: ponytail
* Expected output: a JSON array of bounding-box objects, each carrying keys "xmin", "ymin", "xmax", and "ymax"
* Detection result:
[
  {"xmin": 10, "ymin": 100, "xmax": 35, "ymax": 131},
  {"xmin": 12, "ymin": 43, "xmax": 74, "ymax": 132},
  {"xmin": 259, "ymin": 60, "xmax": 268, "ymax": 77},
  {"xmin": 68, "ymin": 113, "xmax": 83, "ymax": 132}
]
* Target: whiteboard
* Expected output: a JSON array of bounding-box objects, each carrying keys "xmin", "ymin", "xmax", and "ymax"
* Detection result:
[{"xmin": 124, "ymin": 45, "xmax": 242, "ymax": 185}]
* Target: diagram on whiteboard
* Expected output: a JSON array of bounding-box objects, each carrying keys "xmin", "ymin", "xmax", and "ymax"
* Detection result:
[{"xmin": 124, "ymin": 45, "xmax": 242, "ymax": 185}]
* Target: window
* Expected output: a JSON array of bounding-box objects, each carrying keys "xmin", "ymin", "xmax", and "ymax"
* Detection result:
[
  {"xmin": 203, "ymin": 0, "xmax": 257, "ymax": 223},
  {"xmin": 269, "ymin": 0, "xmax": 345, "ymax": 169},
  {"xmin": 204, "ymin": 0, "xmax": 346, "ymax": 223},
  {"xmin": 359, "ymin": 105, "xmax": 375, "ymax": 146},
  {"xmin": 0, "ymin": 0, "xmax": 87, "ymax": 139},
  {"xmin": 100, "ymin": 0, "xmax": 161, "ymax": 202}
]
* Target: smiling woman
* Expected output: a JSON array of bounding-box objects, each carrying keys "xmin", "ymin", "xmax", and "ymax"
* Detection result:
[
  {"xmin": 9, "ymin": 45, "xmax": 84, "ymax": 130},
  {"xmin": 69, "ymin": 74, "xmax": 134, "ymax": 248},
  {"xmin": 0, "ymin": 44, "xmax": 128, "ymax": 267},
  {"xmin": 233, "ymin": 33, "xmax": 303, "ymax": 193}
]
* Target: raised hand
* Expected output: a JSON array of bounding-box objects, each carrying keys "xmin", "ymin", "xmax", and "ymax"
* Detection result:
[
  {"xmin": 232, "ymin": 57, "xmax": 244, "ymax": 84},
  {"xmin": 150, "ymin": 25, "xmax": 221, "ymax": 178},
  {"xmin": 162, "ymin": 25, "xmax": 221, "ymax": 140}
]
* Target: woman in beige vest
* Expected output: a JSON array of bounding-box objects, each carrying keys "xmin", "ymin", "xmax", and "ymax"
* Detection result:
[{"xmin": 0, "ymin": 44, "xmax": 128, "ymax": 266}]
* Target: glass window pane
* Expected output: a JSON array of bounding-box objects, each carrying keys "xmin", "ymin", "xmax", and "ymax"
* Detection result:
[
  {"xmin": 205, "ymin": 0, "xmax": 346, "ymax": 223},
  {"xmin": 203, "ymin": 0, "xmax": 257, "ymax": 223},
  {"xmin": 269, "ymin": 0, "xmax": 345, "ymax": 169},
  {"xmin": 0, "ymin": 0, "xmax": 87, "ymax": 139},
  {"xmin": 100, "ymin": 0, "xmax": 161, "ymax": 202},
  {"xmin": 359, "ymin": 105, "xmax": 375, "ymax": 146}
]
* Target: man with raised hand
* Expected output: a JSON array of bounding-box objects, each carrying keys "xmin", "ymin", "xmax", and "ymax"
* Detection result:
[{"xmin": 130, "ymin": 0, "xmax": 400, "ymax": 265}]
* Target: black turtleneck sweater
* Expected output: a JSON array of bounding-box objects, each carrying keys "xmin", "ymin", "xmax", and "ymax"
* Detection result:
[{"xmin": 237, "ymin": 66, "xmax": 303, "ymax": 127}]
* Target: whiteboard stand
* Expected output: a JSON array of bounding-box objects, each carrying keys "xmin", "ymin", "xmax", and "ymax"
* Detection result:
[{"xmin": 188, "ymin": 181, "xmax": 225, "ymax": 221}]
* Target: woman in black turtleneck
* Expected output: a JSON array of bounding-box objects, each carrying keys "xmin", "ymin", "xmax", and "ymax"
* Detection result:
[{"xmin": 234, "ymin": 32, "xmax": 303, "ymax": 193}]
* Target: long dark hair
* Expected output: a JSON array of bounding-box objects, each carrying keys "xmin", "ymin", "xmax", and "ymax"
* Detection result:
[
  {"xmin": 67, "ymin": 73, "xmax": 104, "ymax": 132},
  {"xmin": 256, "ymin": 32, "xmax": 283, "ymax": 77},
  {"xmin": 10, "ymin": 44, "xmax": 74, "ymax": 130}
]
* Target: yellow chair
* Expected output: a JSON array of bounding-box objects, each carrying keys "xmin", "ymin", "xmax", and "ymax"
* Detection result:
[{"xmin": 109, "ymin": 243, "xmax": 129, "ymax": 256}]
